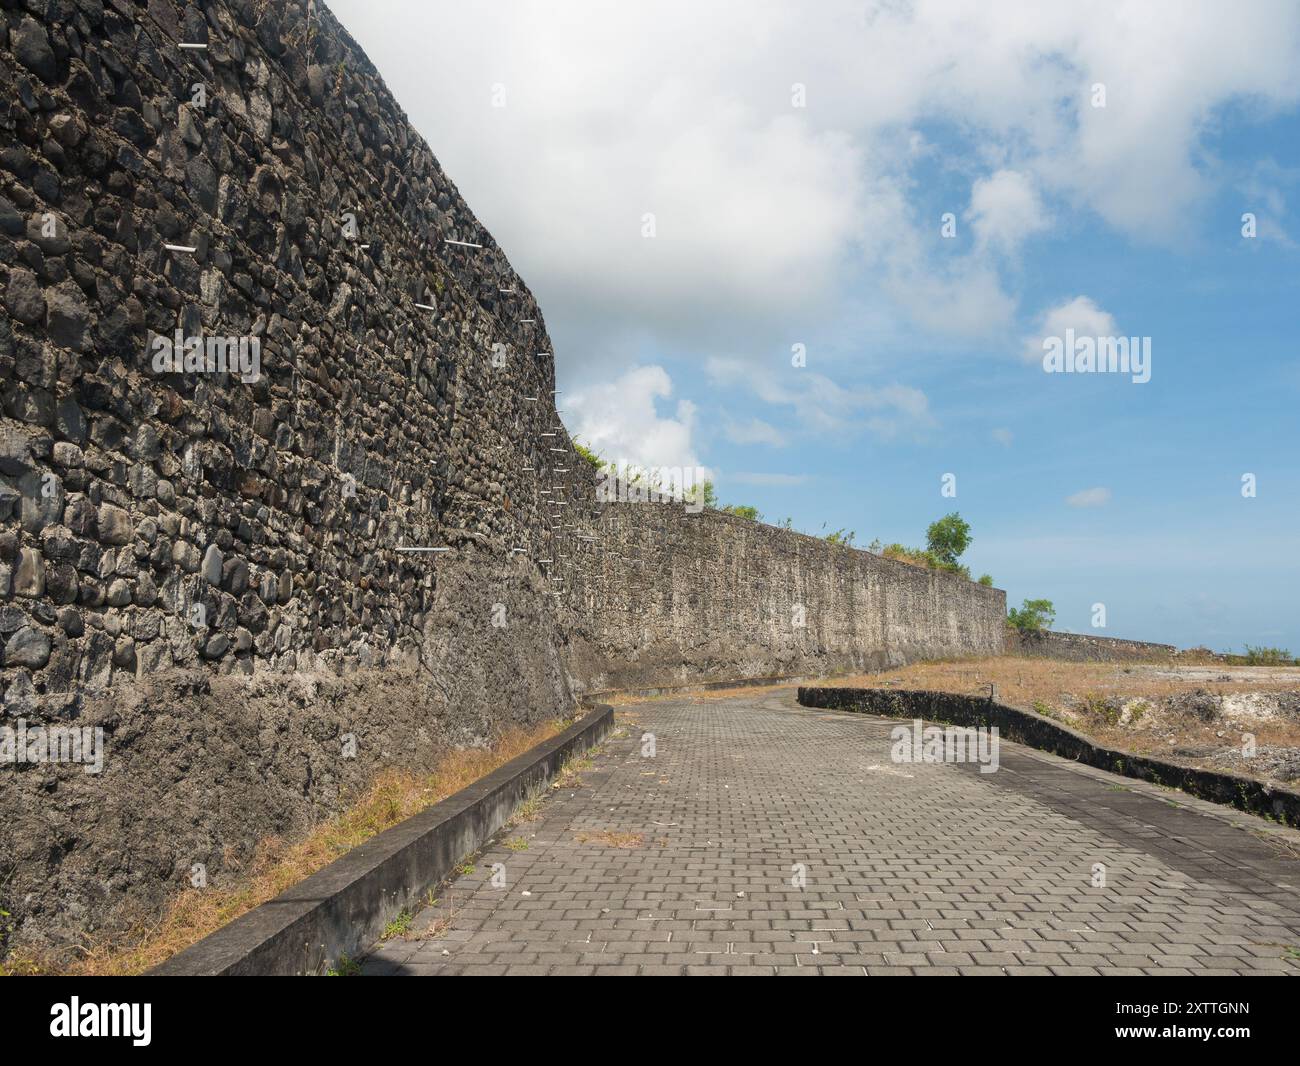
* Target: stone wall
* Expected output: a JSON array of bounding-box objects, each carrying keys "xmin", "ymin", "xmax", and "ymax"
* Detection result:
[
  {"xmin": 1004, "ymin": 628, "xmax": 1175, "ymax": 663},
  {"xmin": 0, "ymin": 0, "xmax": 1005, "ymax": 960},
  {"xmin": 568, "ymin": 505, "xmax": 1006, "ymax": 690}
]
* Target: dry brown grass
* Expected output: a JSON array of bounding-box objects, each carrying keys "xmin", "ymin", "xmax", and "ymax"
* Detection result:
[
  {"xmin": 826, "ymin": 656, "xmax": 1300, "ymax": 759},
  {"xmin": 3, "ymin": 718, "xmax": 569, "ymax": 977},
  {"xmin": 828, "ymin": 656, "xmax": 1300, "ymax": 704},
  {"xmin": 576, "ymin": 830, "xmax": 644, "ymax": 849},
  {"xmin": 552, "ymin": 749, "xmax": 596, "ymax": 790}
]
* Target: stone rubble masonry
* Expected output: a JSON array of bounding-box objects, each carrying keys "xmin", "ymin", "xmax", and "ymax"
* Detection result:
[
  {"xmin": 1004, "ymin": 627, "xmax": 1175, "ymax": 663},
  {"xmin": 0, "ymin": 0, "xmax": 1003, "ymax": 958}
]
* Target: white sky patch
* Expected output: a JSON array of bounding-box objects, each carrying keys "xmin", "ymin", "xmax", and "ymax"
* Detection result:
[
  {"xmin": 967, "ymin": 169, "xmax": 1050, "ymax": 255},
  {"xmin": 723, "ymin": 416, "xmax": 788, "ymax": 448},
  {"xmin": 564, "ymin": 365, "xmax": 709, "ymax": 477},
  {"xmin": 1023, "ymin": 295, "xmax": 1119, "ymax": 362},
  {"xmin": 1066, "ymin": 486, "xmax": 1113, "ymax": 508},
  {"xmin": 706, "ymin": 357, "xmax": 932, "ymax": 438}
]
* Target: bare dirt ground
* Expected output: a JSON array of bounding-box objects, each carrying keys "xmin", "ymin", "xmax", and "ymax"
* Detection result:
[{"xmin": 827, "ymin": 657, "xmax": 1300, "ymax": 786}]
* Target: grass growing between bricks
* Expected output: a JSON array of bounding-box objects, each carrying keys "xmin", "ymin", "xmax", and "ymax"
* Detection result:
[
  {"xmin": 0, "ymin": 717, "xmax": 572, "ymax": 976},
  {"xmin": 576, "ymin": 830, "xmax": 645, "ymax": 849}
]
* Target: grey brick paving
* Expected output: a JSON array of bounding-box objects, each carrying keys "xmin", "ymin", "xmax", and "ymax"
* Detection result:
[{"xmin": 362, "ymin": 691, "xmax": 1300, "ymax": 975}]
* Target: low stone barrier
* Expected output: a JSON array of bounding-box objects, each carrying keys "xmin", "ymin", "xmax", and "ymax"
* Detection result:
[
  {"xmin": 797, "ymin": 687, "xmax": 1300, "ymax": 827},
  {"xmin": 150, "ymin": 704, "xmax": 614, "ymax": 976}
]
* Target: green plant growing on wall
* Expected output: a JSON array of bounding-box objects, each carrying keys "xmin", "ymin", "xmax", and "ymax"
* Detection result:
[
  {"xmin": 977, "ymin": 574, "xmax": 993, "ymax": 586},
  {"xmin": 684, "ymin": 480, "xmax": 718, "ymax": 510},
  {"xmin": 721, "ymin": 504, "xmax": 760, "ymax": 520},
  {"xmin": 573, "ymin": 441, "xmax": 606, "ymax": 471},
  {"xmin": 824, "ymin": 528, "xmax": 856, "ymax": 546},
  {"xmin": 1007, "ymin": 598, "xmax": 1055, "ymax": 632}
]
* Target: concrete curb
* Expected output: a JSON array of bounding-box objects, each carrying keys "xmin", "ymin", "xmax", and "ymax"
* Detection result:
[
  {"xmin": 149, "ymin": 705, "xmax": 615, "ymax": 976},
  {"xmin": 798, "ymin": 686, "xmax": 1300, "ymax": 827}
]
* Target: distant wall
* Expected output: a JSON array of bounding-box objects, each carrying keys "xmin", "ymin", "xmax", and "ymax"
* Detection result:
[
  {"xmin": 565, "ymin": 505, "xmax": 1007, "ymax": 690},
  {"xmin": 1005, "ymin": 628, "xmax": 1175, "ymax": 663}
]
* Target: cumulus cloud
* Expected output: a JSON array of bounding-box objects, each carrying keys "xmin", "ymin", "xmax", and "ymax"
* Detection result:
[
  {"xmin": 329, "ymin": 0, "xmax": 1300, "ymax": 482},
  {"xmin": 967, "ymin": 170, "xmax": 1050, "ymax": 255},
  {"xmin": 1023, "ymin": 295, "xmax": 1119, "ymax": 362},
  {"xmin": 1066, "ymin": 486, "xmax": 1113, "ymax": 508},
  {"xmin": 563, "ymin": 365, "xmax": 708, "ymax": 476},
  {"xmin": 330, "ymin": 0, "xmax": 1300, "ymax": 368}
]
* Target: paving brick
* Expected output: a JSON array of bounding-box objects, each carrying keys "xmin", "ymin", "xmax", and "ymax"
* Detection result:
[{"xmin": 359, "ymin": 693, "xmax": 1300, "ymax": 977}]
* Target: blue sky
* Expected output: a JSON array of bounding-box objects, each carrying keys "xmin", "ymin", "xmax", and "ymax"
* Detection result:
[{"xmin": 330, "ymin": 0, "xmax": 1300, "ymax": 652}]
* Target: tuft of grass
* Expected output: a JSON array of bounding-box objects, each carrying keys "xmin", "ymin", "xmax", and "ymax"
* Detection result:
[
  {"xmin": 382, "ymin": 910, "xmax": 413, "ymax": 940},
  {"xmin": 10, "ymin": 719, "xmax": 567, "ymax": 976},
  {"xmin": 507, "ymin": 793, "xmax": 544, "ymax": 826},
  {"xmin": 326, "ymin": 954, "xmax": 361, "ymax": 977},
  {"xmin": 553, "ymin": 752, "xmax": 594, "ymax": 790},
  {"xmin": 504, "ymin": 836, "xmax": 529, "ymax": 852}
]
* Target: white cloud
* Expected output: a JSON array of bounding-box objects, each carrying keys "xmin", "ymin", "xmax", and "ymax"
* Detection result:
[
  {"xmin": 723, "ymin": 416, "xmax": 788, "ymax": 448},
  {"xmin": 1066, "ymin": 486, "xmax": 1112, "ymax": 508},
  {"xmin": 563, "ymin": 365, "xmax": 708, "ymax": 476},
  {"xmin": 967, "ymin": 170, "xmax": 1050, "ymax": 255},
  {"xmin": 329, "ymin": 0, "xmax": 1300, "ymax": 371},
  {"xmin": 706, "ymin": 357, "xmax": 932, "ymax": 438},
  {"xmin": 1023, "ymin": 295, "xmax": 1119, "ymax": 362}
]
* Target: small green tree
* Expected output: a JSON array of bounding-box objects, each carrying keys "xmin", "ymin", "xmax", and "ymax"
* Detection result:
[
  {"xmin": 721, "ymin": 504, "xmax": 760, "ymax": 521},
  {"xmin": 977, "ymin": 573, "xmax": 993, "ymax": 586},
  {"xmin": 682, "ymin": 480, "xmax": 717, "ymax": 509},
  {"xmin": 1007, "ymin": 598, "xmax": 1055, "ymax": 632},
  {"xmin": 926, "ymin": 512, "xmax": 972, "ymax": 568}
]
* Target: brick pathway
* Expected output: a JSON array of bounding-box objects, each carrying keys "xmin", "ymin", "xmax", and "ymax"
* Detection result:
[{"xmin": 361, "ymin": 690, "xmax": 1300, "ymax": 975}]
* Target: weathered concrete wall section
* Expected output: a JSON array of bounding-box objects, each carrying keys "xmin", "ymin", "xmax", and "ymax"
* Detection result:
[
  {"xmin": 1005, "ymin": 628, "xmax": 1175, "ymax": 663},
  {"xmin": 568, "ymin": 505, "xmax": 1007, "ymax": 690}
]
